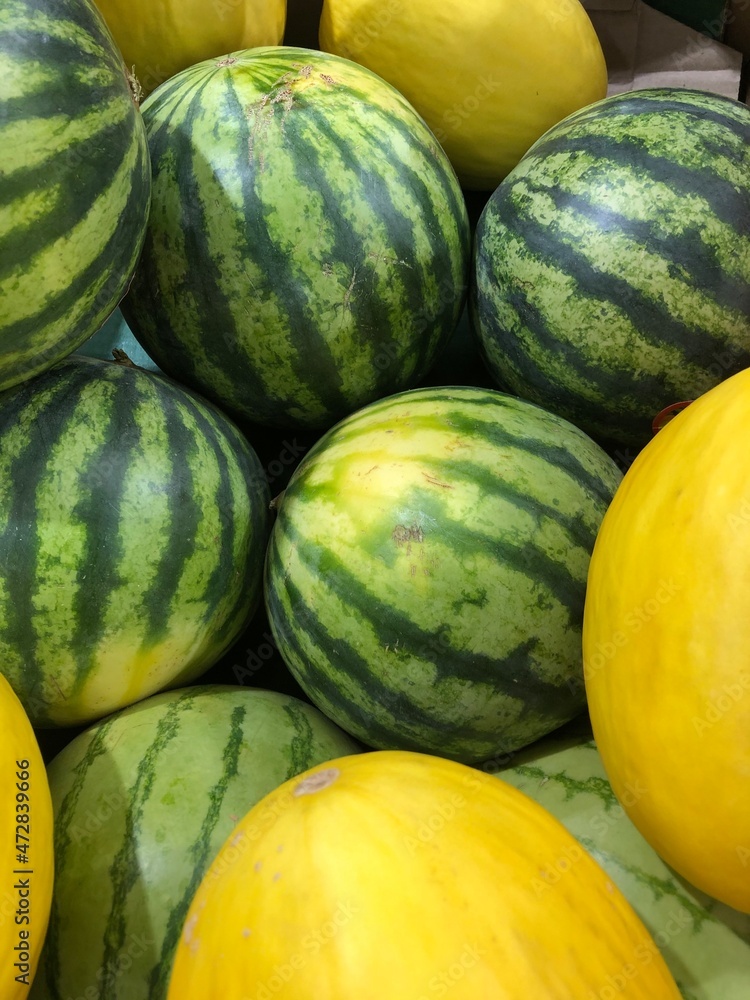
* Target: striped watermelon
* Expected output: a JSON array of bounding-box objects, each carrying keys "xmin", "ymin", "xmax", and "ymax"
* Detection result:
[
  {"xmin": 121, "ymin": 46, "xmax": 470, "ymax": 430},
  {"xmin": 0, "ymin": 356, "xmax": 271, "ymax": 728},
  {"xmin": 0, "ymin": 0, "xmax": 151, "ymax": 392},
  {"xmin": 491, "ymin": 737, "xmax": 750, "ymax": 1000},
  {"xmin": 470, "ymin": 88, "xmax": 750, "ymax": 456},
  {"xmin": 264, "ymin": 385, "xmax": 622, "ymax": 764},
  {"xmin": 30, "ymin": 685, "xmax": 361, "ymax": 1000}
]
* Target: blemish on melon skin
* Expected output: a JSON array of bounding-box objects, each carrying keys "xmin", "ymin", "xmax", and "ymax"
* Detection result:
[
  {"xmin": 293, "ymin": 767, "xmax": 340, "ymax": 796},
  {"xmin": 254, "ymin": 860, "xmax": 263, "ymax": 873},
  {"xmin": 183, "ymin": 913, "xmax": 200, "ymax": 953}
]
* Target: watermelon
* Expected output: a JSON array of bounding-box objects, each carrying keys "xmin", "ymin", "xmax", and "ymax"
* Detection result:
[
  {"xmin": 0, "ymin": 0, "xmax": 150, "ymax": 391},
  {"xmin": 121, "ymin": 46, "xmax": 470, "ymax": 430},
  {"xmin": 470, "ymin": 88, "xmax": 750, "ymax": 457},
  {"xmin": 0, "ymin": 356, "xmax": 271, "ymax": 727},
  {"xmin": 264, "ymin": 385, "xmax": 622, "ymax": 764},
  {"xmin": 30, "ymin": 685, "xmax": 362, "ymax": 1000},
  {"xmin": 491, "ymin": 737, "xmax": 750, "ymax": 1000}
]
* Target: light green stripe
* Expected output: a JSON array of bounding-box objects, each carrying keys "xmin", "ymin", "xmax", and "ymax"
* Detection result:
[
  {"xmin": 294, "ymin": 392, "xmax": 615, "ymax": 537},
  {"xmin": 31, "ymin": 379, "xmax": 116, "ymax": 698},
  {"xmin": 273, "ymin": 479, "xmax": 585, "ymax": 662},
  {"xmin": 0, "ymin": 381, "xmax": 65, "ymax": 678},
  {"xmin": 0, "ymin": 54, "xmax": 57, "ymax": 102},
  {"xmin": 76, "ymin": 375, "xmax": 175, "ymax": 712},
  {"xmin": 189, "ymin": 413, "xmax": 257, "ymax": 628},
  {"xmin": 0, "ymin": 183, "xmax": 58, "ymax": 241},
  {"xmin": 511, "ymin": 149, "xmax": 750, "ymax": 288},
  {"xmin": 177, "ymin": 81, "xmax": 302, "ymax": 412},
  {"xmin": 477, "ymin": 212, "xmax": 704, "ymax": 404},
  {"xmin": 4, "ymin": 131, "xmax": 143, "ymax": 356},
  {"xmin": 158, "ymin": 399, "xmax": 225, "ymax": 621},
  {"xmin": 0, "ymin": 94, "xmax": 130, "ymax": 179},
  {"xmin": 0, "ymin": 6, "xmax": 114, "ymax": 61},
  {"xmin": 555, "ymin": 99, "xmax": 750, "ymax": 190}
]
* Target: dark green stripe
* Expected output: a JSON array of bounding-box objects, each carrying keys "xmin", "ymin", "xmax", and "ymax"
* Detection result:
[
  {"xmin": 576, "ymin": 832, "xmax": 714, "ymax": 934},
  {"xmin": 305, "ymin": 102, "xmax": 464, "ymax": 389},
  {"xmin": 299, "ymin": 393, "xmax": 619, "ymax": 533},
  {"xmin": 128, "ymin": 72, "xmax": 282, "ymax": 422},
  {"xmin": 473, "ymin": 230, "xmax": 712, "ymax": 444},
  {"xmin": 283, "ymin": 700, "xmax": 315, "ymax": 778},
  {"xmin": 490, "ymin": 179, "xmax": 750, "ymax": 363},
  {"xmin": 64, "ymin": 366, "xmax": 138, "ymax": 698},
  {"xmin": 42, "ymin": 715, "xmax": 118, "ymax": 1000},
  {"xmin": 286, "ymin": 512, "xmax": 586, "ymax": 668},
  {"xmin": 517, "ymin": 163, "xmax": 750, "ymax": 318},
  {"xmin": 294, "ymin": 477, "xmax": 588, "ymax": 623},
  {"xmin": 556, "ymin": 91, "xmax": 750, "ymax": 156},
  {"xmin": 434, "ymin": 407, "xmax": 620, "ymax": 515},
  {"xmin": 0, "ymin": 367, "xmax": 89, "ymax": 716},
  {"xmin": 473, "ymin": 256, "xmax": 675, "ymax": 444},
  {"xmin": 237, "ymin": 95, "xmax": 353, "ymax": 421},
  {"xmin": 265, "ymin": 554, "xmax": 482, "ymax": 755},
  {"xmin": 267, "ymin": 528, "xmax": 584, "ymax": 758},
  {"xmin": 282, "ymin": 106, "xmax": 416, "ymax": 408},
  {"xmin": 162, "ymin": 390, "xmax": 256, "ymax": 646},
  {"xmin": 148, "ymin": 699, "xmax": 246, "ymax": 997},
  {"xmin": 0, "ymin": 150, "xmax": 148, "ymax": 383},
  {"xmin": 511, "ymin": 763, "xmax": 618, "ymax": 809},
  {"xmin": 132, "ymin": 380, "xmax": 200, "ymax": 648},
  {"xmin": 1, "ymin": 0, "xmax": 122, "ymax": 72},
  {"xmin": 99, "ymin": 691, "xmax": 196, "ymax": 994},
  {"xmin": 0, "ymin": 34, "xmax": 125, "ymax": 128},
  {"xmin": 0, "ymin": 118, "xmax": 132, "ymax": 281}
]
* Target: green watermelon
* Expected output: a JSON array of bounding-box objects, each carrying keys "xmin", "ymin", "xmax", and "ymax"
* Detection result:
[
  {"xmin": 0, "ymin": 0, "xmax": 150, "ymax": 391},
  {"xmin": 121, "ymin": 46, "xmax": 470, "ymax": 430},
  {"xmin": 264, "ymin": 385, "xmax": 622, "ymax": 764},
  {"xmin": 0, "ymin": 356, "xmax": 271, "ymax": 727},
  {"xmin": 490, "ymin": 737, "xmax": 750, "ymax": 1000},
  {"xmin": 31, "ymin": 685, "xmax": 362, "ymax": 1000},
  {"xmin": 470, "ymin": 88, "xmax": 750, "ymax": 457}
]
